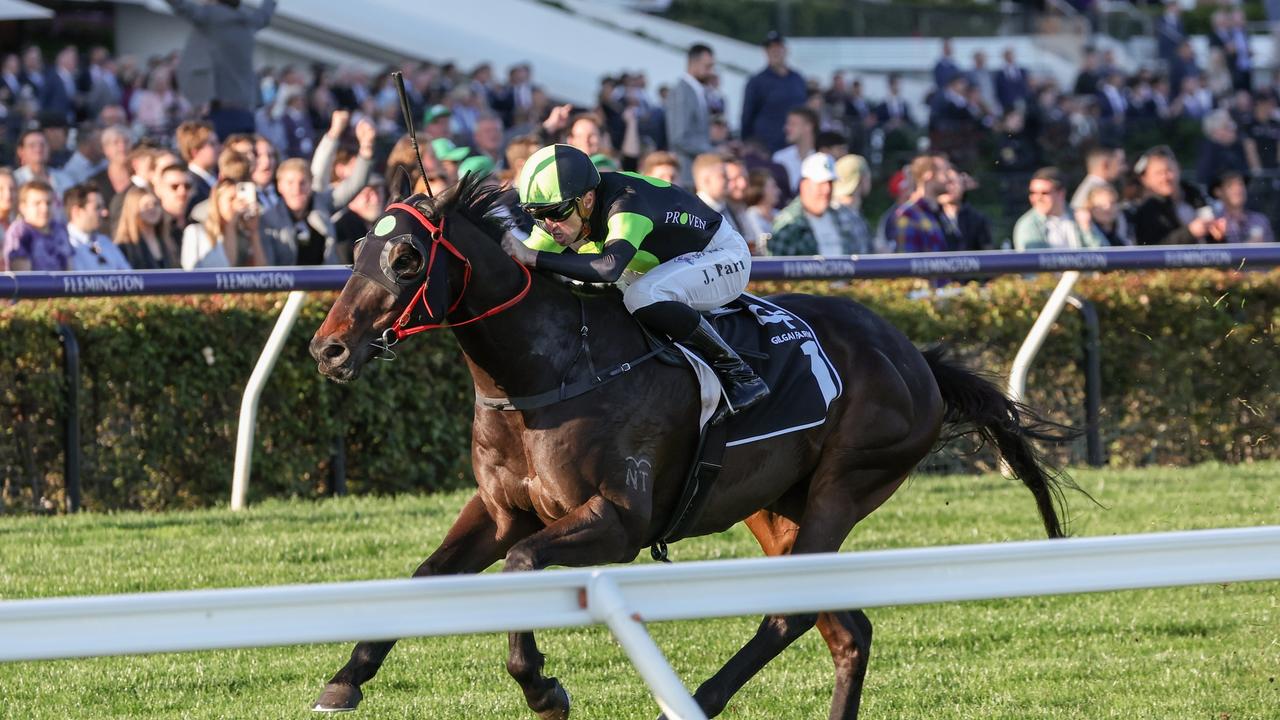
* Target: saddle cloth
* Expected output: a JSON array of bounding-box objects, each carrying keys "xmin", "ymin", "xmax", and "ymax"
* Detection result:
[{"xmin": 676, "ymin": 292, "xmax": 843, "ymax": 445}]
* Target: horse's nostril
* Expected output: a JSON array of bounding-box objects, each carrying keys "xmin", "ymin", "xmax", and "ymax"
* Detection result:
[{"xmin": 321, "ymin": 341, "xmax": 348, "ymax": 362}]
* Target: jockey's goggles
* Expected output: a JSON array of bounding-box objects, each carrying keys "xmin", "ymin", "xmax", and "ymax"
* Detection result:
[{"xmin": 523, "ymin": 198, "xmax": 579, "ymax": 223}]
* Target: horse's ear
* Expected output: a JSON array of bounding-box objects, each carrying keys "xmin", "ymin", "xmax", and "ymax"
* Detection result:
[{"xmin": 389, "ymin": 166, "xmax": 413, "ymax": 205}]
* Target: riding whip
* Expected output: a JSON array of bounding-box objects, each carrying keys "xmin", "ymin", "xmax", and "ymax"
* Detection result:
[{"xmin": 393, "ymin": 70, "xmax": 433, "ymax": 199}]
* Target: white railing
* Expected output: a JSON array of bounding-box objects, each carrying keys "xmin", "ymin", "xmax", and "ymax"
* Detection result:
[{"xmin": 2, "ymin": 526, "xmax": 1277, "ymax": 720}]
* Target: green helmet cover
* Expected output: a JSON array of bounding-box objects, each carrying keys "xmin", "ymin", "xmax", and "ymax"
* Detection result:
[{"xmin": 517, "ymin": 144, "xmax": 601, "ymax": 207}]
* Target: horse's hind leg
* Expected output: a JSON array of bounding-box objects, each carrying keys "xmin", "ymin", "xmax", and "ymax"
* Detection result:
[
  {"xmin": 313, "ymin": 493, "xmax": 536, "ymax": 712},
  {"xmin": 672, "ymin": 468, "xmax": 903, "ymax": 720},
  {"xmin": 816, "ymin": 609, "xmax": 873, "ymax": 720},
  {"xmin": 744, "ymin": 514, "xmax": 875, "ymax": 720},
  {"xmin": 503, "ymin": 494, "xmax": 642, "ymax": 720},
  {"xmin": 662, "ymin": 510, "xmax": 815, "ymax": 719}
]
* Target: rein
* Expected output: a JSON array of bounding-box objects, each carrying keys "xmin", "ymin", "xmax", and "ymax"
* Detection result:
[
  {"xmin": 380, "ymin": 201, "xmax": 532, "ymax": 345},
  {"xmin": 366, "ymin": 201, "xmax": 668, "ymax": 410}
]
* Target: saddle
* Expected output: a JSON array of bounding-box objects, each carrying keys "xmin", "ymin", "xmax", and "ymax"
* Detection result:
[{"xmin": 644, "ymin": 294, "xmax": 844, "ymax": 561}]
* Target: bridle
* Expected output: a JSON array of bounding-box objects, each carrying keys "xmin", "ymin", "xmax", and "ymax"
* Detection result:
[{"xmin": 357, "ymin": 201, "xmax": 532, "ymax": 351}]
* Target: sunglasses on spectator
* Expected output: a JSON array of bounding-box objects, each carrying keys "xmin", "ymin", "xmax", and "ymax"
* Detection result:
[{"xmin": 524, "ymin": 199, "xmax": 578, "ymax": 223}]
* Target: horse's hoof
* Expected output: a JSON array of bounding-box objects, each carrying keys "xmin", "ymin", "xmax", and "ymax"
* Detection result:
[
  {"xmin": 534, "ymin": 683, "xmax": 571, "ymax": 720},
  {"xmin": 312, "ymin": 683, "xmax": 362, "ymax": 712}
]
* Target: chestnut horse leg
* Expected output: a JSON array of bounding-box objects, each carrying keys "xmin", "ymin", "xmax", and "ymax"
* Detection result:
[
  {"xmin": 667, "ymin": 467, "xmax": 908, "ymax": 720},
  {"xmin": 502, "ymin": 494, "xmax": 642, "ymax": 720},
  {"xmin": 313, "ymin": 493, "xmax": 539, "ymax": 712}
]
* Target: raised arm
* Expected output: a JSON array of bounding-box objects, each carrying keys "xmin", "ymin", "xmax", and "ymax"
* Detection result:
[
  {"xmin": 251, "ymin": 0, "xmax": 277, "ymax": 29},
  {"xmin": 328, "ymin": 119, "xmax": 376, "ymax": 209},
  {"xmin": 311, "ymin": 110, "xmax": 349, "ymax": 189}
]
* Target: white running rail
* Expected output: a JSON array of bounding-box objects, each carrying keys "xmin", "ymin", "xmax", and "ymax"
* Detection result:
[
  {"xmin": 231, "ymin": 290, "xmax": 308, "ymax": 510},
  {"xmin": 2, "ymin": 527, "xmax": 1278, "ymax": 720},
  {"xmin": 1007, "ymin": 271, "xmax": 1080, "ymax": 405}
]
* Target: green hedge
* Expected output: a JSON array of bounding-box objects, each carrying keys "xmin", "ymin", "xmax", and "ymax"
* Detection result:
[{"xmin": 1, "ymin": 270, "xmax": 1277, "ymax": 513}]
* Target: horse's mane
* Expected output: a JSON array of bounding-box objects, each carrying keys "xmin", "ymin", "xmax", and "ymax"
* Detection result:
[{"xmin": 415, "ymin": 173, "xmax": 513, "ymax": 241}]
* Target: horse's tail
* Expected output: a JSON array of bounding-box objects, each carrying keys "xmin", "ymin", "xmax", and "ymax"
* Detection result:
[{"xmin": 921, "ymin": 345, "xmax": 1083, "ymax": 539}]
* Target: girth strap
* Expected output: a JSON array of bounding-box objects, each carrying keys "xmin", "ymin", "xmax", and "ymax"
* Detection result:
[{"xmin": 650, "ymin": 418, "xmax": 729, "ymax": 563}]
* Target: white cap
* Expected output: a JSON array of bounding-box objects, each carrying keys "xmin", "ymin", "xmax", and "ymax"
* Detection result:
[{"xmin": 800, "ymin": 152, "xmax": 838, "ymax": 183}]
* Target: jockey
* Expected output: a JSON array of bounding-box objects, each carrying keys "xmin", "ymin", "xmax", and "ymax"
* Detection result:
[{"xmin": 502, "ymin": 143, "xmax": 769, "ymax": 421}]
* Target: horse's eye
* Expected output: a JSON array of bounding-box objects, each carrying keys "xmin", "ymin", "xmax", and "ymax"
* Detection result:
[{"xmin": 390, "ymin": 249, "xmax": 424, "ymax": 280}]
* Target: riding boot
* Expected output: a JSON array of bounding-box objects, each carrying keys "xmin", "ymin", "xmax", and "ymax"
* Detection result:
[{"xmin": 683, "ymin": 317, "xmax": 770, "ymax": 423}]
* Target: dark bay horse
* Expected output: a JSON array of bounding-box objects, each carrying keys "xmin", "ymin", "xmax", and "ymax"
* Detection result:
[{"xmin": 308, "ymin": 174, "xmax": 1073, "ymax": 719}]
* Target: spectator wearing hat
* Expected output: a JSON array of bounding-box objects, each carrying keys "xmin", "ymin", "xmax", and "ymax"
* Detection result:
[
  {"xmin": 741, "ymin": 31, "xmax": 808, "ymax": 154},
  {"xmin": 65, "ymin": 183, "xmax": 131, "ymax": 270},
  {"xmin": 423, "ymin": 104, "xmax": 452, "ymax": 141},
  {"xmin": 1013, "ymin": 167, "xmax": 1091, "ymax": 250},
  {"xmin": 892, "ymin": 154, "xmax": 951, "ymax": 253},
  {"xmin": 831, "ymin": 153, "xmax": 873, "ymax": 253},
  {"xmin": 770, "ymin": 152, "xmax": 868, "ymax": 256},
  {"xmin": 875, "ymin": 166, "xmax": 914, "ymax": 254},
  {"xmin": 431, "ymin": 137, "xmax": 471, "ymax": 186},
  {"xmin": 1212, "ymin": 171, "xmax": 1274, "ymax": 243},
  {"xmin": 589, "ymin": 153, "xmax": 618, "ymax": 173},
  {"xmin": 667, "ymin": 43, "xmax": 717, "ymax": 188}
]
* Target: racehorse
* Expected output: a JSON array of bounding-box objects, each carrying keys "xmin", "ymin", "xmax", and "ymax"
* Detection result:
[{"xmin": 308, "ymin": 173, "xmax": 1075, "ymax": 719}]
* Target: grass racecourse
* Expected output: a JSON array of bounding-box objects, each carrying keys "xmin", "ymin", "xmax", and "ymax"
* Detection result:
[{"xmin": 0, "ymin": 463, "xmax": 1277, "ymax": 719}]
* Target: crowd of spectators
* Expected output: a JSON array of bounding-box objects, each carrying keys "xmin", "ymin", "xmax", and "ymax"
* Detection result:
[{"xmin": 3, "ymin": 1, "xmax": 1276, "ymax": 274}]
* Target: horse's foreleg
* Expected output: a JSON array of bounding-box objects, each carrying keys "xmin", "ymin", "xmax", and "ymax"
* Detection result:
[
  {"xmin": 503, "ymin": 494, "xmax": 640, "ymax": 720},
  {"xmin": 314, "ymin": 493, "xmax": 536, "ymax": 712}
]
